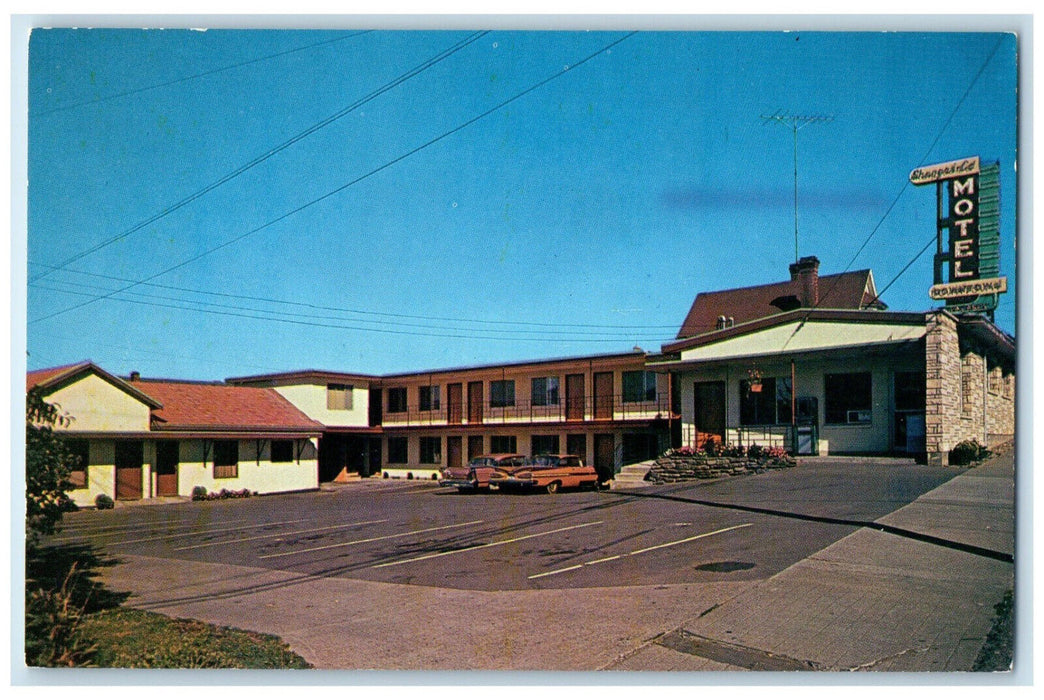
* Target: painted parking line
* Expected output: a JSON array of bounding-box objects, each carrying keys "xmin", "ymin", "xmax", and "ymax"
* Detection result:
[
  {"xmin": 172, "ymin": 519, "xmax": 389, "ymax": 551},
  {"xmin": 51, "ymin": 516, "xmax": 256, "ymax": 540},
  {"xmin": 528, "ymin": 523, "xmax": 753, "ymax": 580},
  {"xmin": 372, "ymin": 521, "xmax": 604, "ymax": 569},
  {"xmin": 99, "ymin": 518, "xmax": 317, "ymax": 547},
  {"xmin": 258, "ymin": 520, "xmax": 485, "ymax": 559}
]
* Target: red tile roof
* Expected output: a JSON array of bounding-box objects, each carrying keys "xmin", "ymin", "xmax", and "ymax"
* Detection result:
[
  {"xmin": 26, "ymin": 361, "xmax": 92, "ymax": 392},
  {"xmin": 676, "ymin": 269, "xmax": 883, "ymax": 339},
  {"xmin": 130, "ymin": 380, "xmax": 322, "ymax": 433}
]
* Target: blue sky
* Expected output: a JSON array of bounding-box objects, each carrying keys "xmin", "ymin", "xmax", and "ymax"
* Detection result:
[{"xmin": 22, "ymin": 26, "xmax": 1019, "ymax": 380}]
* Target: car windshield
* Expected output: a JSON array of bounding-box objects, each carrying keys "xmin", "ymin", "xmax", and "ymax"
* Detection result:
[
  {"xmin": 469, "ymin": 458, "xmax": 495, "ymax": 467},
  {"xmin": 531, "ymin": 456, "xmax": 560, "ymax": 467}
]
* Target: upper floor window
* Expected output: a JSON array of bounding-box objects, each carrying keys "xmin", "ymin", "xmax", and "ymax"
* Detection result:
[
  {"xmin": 490, "ymin": 380, "xmax": 515, "ymax": 408},
  {"xmin": 622, "ymin": 371, "xmax": 657, "ymax": 403},
  {"xmin": 825, "ymin": 372, "xmax": 872, "ymax": 425},
  {"xmin": 419, "ymin": 385, "xmax": 441, "ymax": 412},
  {"xmin": 531, "ymin": 376, "xmax": 560, "ymax": 406},
  {"xmin": 327, "ymin": 383, "xmax": 353, "ymax": 410},
  {"xmin": 387, "ymin": 387, "xmax": 408, "ymax": 414}
]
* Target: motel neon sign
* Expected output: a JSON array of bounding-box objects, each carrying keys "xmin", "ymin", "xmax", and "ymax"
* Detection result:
[{"xmin": 909, "ymin": 156, "xmax": 1006, "ymax": 315}]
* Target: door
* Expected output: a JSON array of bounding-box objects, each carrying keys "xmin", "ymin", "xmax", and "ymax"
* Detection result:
[
  {"xmin": 468, "ymin": 381, "xmax": 484, "ymax": 423},
  {"xmin": 694, "ymin": 381, "xmax": 726, "ymax": 447},
  {"xmin": 594, "ymin": 372, "xmax": 614, "ymax": 420},
  {"xmin": 594, "ymin": 433, "xmax": 615, "ymax": 483},
  {"xmin": 155, "ymin": 440, "xmax": 179, "ymax": 497},
  {"xmin": 447, "ymin": 436, "xmax": 463, "ymax": 469},
  {"xmin": 566, "ymin": 373, "xmax": 585, "ymax": 421},
  {"xmin": 447, "ymin": 383, "xmax": 463, "ymax": 424},
  {"xmin": 115, "ymin": 440, "xmax": 143, "ymax": 500}
]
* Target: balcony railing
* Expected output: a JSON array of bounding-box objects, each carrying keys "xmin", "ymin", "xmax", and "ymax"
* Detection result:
[{"xmin": 380, "ymin": 392, "xmax": 674, "ymax": 427}]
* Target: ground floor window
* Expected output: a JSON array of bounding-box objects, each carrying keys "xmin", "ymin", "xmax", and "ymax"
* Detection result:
[
  {"xmin": 531, "ymin": 434, "xmax": 560, "ymax": 456},
  {"xmin": 490, "ymin": 435, "xmax": 517, "ymax": 454},
  {"xmin": 420, "ymin": 436, "xmax": 442, "ymax": 464},
  {"xmin": 825, "ymin": 372, "xmax": 872, "ymax": 424},
  {"xmin": 387, "ymin": 437, "xmax": 408, "ymax": 464},
  {"xmin": 271, "ymin": 440, "xmax": 294, "ymax": 463},
  {"xmin": 622, "ymin": 433, "xmax": 660, "ymax": 464},
  {"xmin": 739, "ymin": 377, "xmax": 792, "ymax": 425},
  {"xmin": 66, "ymin": 438, "xmax": 89, "ymax": 488},
  {"xmin": 566, "ymin": 434, "xmax": 587, "ymax": 463},
  {"xmin": 213, "ymin": 440, "xmax": 239, "ymax": 479}
]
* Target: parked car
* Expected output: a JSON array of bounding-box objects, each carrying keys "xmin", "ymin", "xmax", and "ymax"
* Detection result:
[
  {"xmin": 488, "ymin": 454, "xmax": 598, "ymax": 494},
  {"xmin": 439, "ymin": 453, "xmax": 527, "ymax": 492}
]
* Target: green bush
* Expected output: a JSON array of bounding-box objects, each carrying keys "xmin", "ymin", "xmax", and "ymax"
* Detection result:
[
  {"xmin": 24, "ymin": 565, "xmax": 97, "ymax": 667},
  {"xmin": 949, "ymin": 439, "xmax": 992, "ymax": 466},
  {"xmin": 94, "ymin": 494, "xmax": 114, "ymax": 510},
  {"xmin": 191, "ymin": 486, "xmax": 208, "ymax": 501}
]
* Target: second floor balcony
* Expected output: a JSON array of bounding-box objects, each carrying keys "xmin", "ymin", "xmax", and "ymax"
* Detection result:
[{"xmin": 380, "ymin": 392, "xmax": 674, "ymax": 428}]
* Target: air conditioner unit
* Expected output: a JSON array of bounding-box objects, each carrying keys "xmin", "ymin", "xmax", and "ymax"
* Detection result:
[{"xmin": 847, "ymin": 410, "xmax": 872, "ymax": 424}]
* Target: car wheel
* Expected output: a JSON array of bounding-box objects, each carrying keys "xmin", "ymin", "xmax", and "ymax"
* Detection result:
[{"xmin": 546, "ymin": 481, "xmax": 560, "ymax": 494}]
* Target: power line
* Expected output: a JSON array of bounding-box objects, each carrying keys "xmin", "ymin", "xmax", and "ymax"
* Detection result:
[
  {"xmin": 30, "ymin": 31, "xmax": 638, "ymax": 326},
  {"xmin": 30, "ymin": 30, "xmax": 489, "ymax": 284},
  {"xmin": 28, "ymin": 261, "xmax": 681, "ymax": 331},
  {"xmin": 816, "ymin": 35, "xmax": 1006, "ymax": 311},
  {"xmin": 33, "ymin": 280, "xmax": 674, "ymax": 345},
  {"xmin": 31, "ymin": 31, "xmax": 373, "ymax": 118}
]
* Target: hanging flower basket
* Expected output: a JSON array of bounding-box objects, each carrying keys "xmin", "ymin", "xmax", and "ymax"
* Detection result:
[{"xmin": 747, "ymin": 366, "xmax": 764, "ymax": 393}]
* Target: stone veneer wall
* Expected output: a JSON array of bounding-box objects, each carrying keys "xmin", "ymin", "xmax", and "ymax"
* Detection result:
[
  {"xmin": 925, "ymin": 312, "xmax": 962, "ymax": 466},
  {"xmin": 926, "ymin": 311, "xmax": 1016, "ymax": 465}
]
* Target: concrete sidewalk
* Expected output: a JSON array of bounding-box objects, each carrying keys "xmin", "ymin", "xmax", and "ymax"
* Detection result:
[{"xmin": 609, "ymin": 451, "xmax": 1015, "ymax": 671}]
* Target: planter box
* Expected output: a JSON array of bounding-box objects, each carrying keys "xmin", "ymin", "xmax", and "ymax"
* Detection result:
[{"xmin": 646, "ymin": 451, "xmax": 795, "ymax": 484}]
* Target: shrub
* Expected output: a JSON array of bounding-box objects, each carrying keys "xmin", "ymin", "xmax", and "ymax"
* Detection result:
[
  {"xmin": 24, "ymin": 565, "xmax": 97, "ymax": 667},
  {"xmin": 949, "ymin": 439, "xmax": 992, "ymax": 466},
  {"xmin": 191, "ymin": 486, "xmax": 208, "ymax": 501},
  {"xmin": 93, "ymin": 494, "xmax": 114, "ymax": 510}
]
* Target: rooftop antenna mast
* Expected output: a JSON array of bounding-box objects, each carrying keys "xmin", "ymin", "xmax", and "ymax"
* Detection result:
[{"xmin": 761, "ymin": 110, "xmax": 834, "ymax": 263}]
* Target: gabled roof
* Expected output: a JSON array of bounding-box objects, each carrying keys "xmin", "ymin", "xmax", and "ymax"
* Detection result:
[
  {"xmin": 676, "ymin": 269, "xmax": 884, "ymax": 339},
  {"xmin": 226, "ymin": 369, "xmax": 380, "ymax": 387},
  {"xmin": 131, "ymin": 379, "xmax": 322, "ymax": 433},
  {"xmin": 27, "ymin": 361, "xmax": 163, "ymax": 408}
]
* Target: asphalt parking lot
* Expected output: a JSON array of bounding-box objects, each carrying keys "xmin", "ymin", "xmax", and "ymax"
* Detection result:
[
  {"xmin": 52, "ymin": 459, "xmax": 959, "ymax": 596},
  {"xmin": 42, "ymin": 456, "xmax": 1019, "ymax": 672}
]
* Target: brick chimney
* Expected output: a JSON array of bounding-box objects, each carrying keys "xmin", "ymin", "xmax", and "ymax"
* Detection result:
[{"xmin": 788, "ymin": 255, "xmax": 820, "ymax": 307}]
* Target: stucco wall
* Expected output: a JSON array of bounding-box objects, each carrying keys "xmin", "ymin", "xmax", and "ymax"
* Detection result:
[
  {"xmin": 273, "ymin": 383, "xmax": 370, "ymax": 428},
  {"xmin": 66, "ymin": 437, "xmax": 319, "ymax": 506},
  {"xmin": 47, "ymin": 374, "xmax": 152, "ymax": 433}
]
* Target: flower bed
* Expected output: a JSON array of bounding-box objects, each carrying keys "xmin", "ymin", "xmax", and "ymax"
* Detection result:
[{"xmin": 646, "ymin": 444, "xmax": 795, "ymax": 483}]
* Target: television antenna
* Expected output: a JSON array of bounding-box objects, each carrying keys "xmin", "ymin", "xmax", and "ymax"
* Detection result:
[{"xmin": 761, "ymin": 110, "xmax": 834, "ymax": 263}]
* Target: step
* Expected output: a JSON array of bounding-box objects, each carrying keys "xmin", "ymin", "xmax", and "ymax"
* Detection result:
[{"xmin": 611, "ymin": 461, "xmax": 655, "ymax": 489}]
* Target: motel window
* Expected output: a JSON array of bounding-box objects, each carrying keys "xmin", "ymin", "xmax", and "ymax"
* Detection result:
[
  {"xmin": 825, "ymin": 373, "xmax": 872, "ymax": 425},
  {"xmin": 623, "ymin": 371, "xmax": 657, "ymax": 403},
  {"xmin": 490, "ymin": 435, "xmax": 517, "ymax": 454},
  {"xmin": 531, "ymin": 435, "xmax": 560, "ymax": 456},
  {"xmin": 213, "ymin": 440, "xmax": 239, "ymax": 479},
  {"xmin": 419, "ymin": 385, "xmax": 441, "ymax": 412},
  {"xmin": 739, "ymin": 377, "xmax": 792, "ymax": 426},
  {"xmin": 271, "ymin": 440, "xmax": 294, "ymax": 463},
  {"xmin": 387, "ymin": 387, "xmax": 408, "ymax": 414},
  {"xmin": 531, "ymin": 376, "xmax": 560, "ymax": 406},
  {"xmin": 387, "ymin": 437, "xmax": 408, "ymax": 464},
  {"xmin": 420, "ymin": 437, "xmax": 442, "ymax": 464},
  {"xmin": 894, "ymin": 372, "xmax": 926, "ymax": 412},
  {"xmin": 326, "ymin": 384, "xmax": 354, "ymax": 411},
  {"xmin": 66, "ymin": 439, "xmax": 89, "ymax": 489},
  {"xmin": 490, "ymin": 380, "xmax": 515, "ymax": 408}
]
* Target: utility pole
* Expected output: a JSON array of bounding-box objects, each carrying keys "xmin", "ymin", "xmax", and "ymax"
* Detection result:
[{"xmin": 761, "ymin": 111, "xmax": 834, "ymax": 263}]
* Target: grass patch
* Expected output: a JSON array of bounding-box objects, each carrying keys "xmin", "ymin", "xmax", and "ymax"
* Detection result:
[
  {"xmin": 973, "ymin": 589, "xmax": 1014, "ymax": 672},
  {"xmin": 26, "ymin": 542, "xmax": 311, "ymax": 669},
  {"xmin": 79, "ymin": 608, "xmax": 313, "ymax": 669}
]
